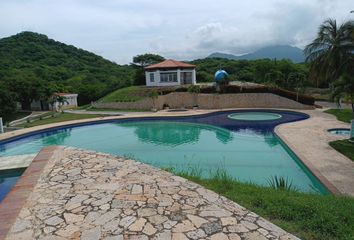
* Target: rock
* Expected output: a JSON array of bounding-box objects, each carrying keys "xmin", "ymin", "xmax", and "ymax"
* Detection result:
[
  {"xmin": 186, "ymin": 229, "xmax": 206, "ymax": 239},
  {"xmin": 199, "ymin": 208, "xmax": 232, "ymax": 218},
  {"xmin": 186, "ymin": 214, "xmax": 208, "ymax": 228},
  {"xmin": 81, "ymin": 227, "xmax": 101, "ymax": 240},
  {"xmin": 44, "ymin": 216, "xmax": 64, "ymax": 226},
  {"xmin": 228, "ymin": 224, "xmax": 249, "ymax": 233},
  {"xmin": 148, "ymin": 215, "xmax": 168, "ymax": 225},
  {"xmin": 131, "ymin": 184, "xmax": 143, "ymax": 194},
  {"xmin": 200, "ymin": 221, "xmax": 222, "ymax": 235},
  {"xmin": 210, "ymin": 232, "xmax": 229, "ymax": 240},
  {"xmin": 172, "ymin": 220, "xmax": 195, "ymax": 233},
  {"xmin": 137, "ymin": 208, "xmax": 157, "ymax": 217},
  {"xmin": 63, "ymin": 213, "xmax": 84, "ymax": 224},
  {"xmin": 240, "ymin": 220, "xmax": 258, "ymax": 230},
  {"xmin": 242, "ymin": 231, "xmax": 268, "ymax": 240},
  {"xmin": 55, "ymin": 225, "xmax": 80, "ymax": 238},
  {"xmin": 119, "ymin": 216, "xmax": 137, "ymax": 228},
  {"xmin": 129, "ymin": 218, "xmax": 147, "ymax": 232},
  {"xmin": 220, "ymin": 217, "xmax": 237, "ymax": 226},
  {"xmin": 143, "ymin": 222, "xmax": 157, "ymax": 235},
  {"xmin": 171, "ymin": 233, "xmax": 189, "ymax": 240},
  {"xmin": 228, "ymin": 233, "xmax": 242, "ymax": 240}
]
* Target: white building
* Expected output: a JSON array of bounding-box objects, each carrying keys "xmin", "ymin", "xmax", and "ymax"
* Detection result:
[
  {"xmin": 144, "ymin": 59, "xmax": 197, "ymax": 87},
  {"xmin": 29, "ymin": 93, "xmax": 78, "ymax": 111},
  {"xmin": 53, "ymin": 93, "xmax": 78, "ymax": 111}
]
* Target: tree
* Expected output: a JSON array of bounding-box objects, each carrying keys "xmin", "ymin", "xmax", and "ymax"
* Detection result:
[
  {"xmin": 331, "ymin": 74, "xmax": 354, "ymax": 115},
  {"xmin": 132, "ymin": 53, "xmax": 165, "ymax": 68},
  {"xmin": 48, "ymin": 94, "xmax": 69, "ymax": 112},
  {"xmin": 132, "ymin": 53, "xmax": 165, "ymax": 85},
  {"xmin": 7, "ymin": 74, "xmax": 52, "ymax": 110},
  {"xmin": 304, "ymin": 19, "xmax": 354, "ymax": 87},
  {"xmin": 0, "ymin": 85, "xmax": 17, "ymax": 116}
]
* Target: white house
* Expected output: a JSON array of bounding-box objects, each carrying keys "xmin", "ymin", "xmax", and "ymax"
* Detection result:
[
  {"xmin": 144, "ymin": 59, "xmax": 197, "ymax": 87},
  {"xmin": 52, "ymin": 93, "xmax": 78, "ymax": 111},
  {"xmin": 29, "ymin": 93, "xmax": 78, "ymax": 111}
]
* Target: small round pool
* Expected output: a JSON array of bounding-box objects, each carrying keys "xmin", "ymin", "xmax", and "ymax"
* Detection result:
[
  {"xmin": 228, "ymin": 112, "xmax": 282, "ymax": 121},
  {"xmin": 328, "ymin": 128, "xmax": 350, "ymax": 136}
]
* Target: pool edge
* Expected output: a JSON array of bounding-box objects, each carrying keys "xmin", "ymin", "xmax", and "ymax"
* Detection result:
[
  {"xmin": 0, "ymin": 146, "xmax": 61, "ymax": 240},
  {"xmin": 274, "ymin": 124, "xmax": 341, "ymax": 195}
]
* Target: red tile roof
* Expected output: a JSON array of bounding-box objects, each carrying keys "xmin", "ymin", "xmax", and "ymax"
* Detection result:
[{"xmin": 145, "ymin": 59, "xmax": 196, "ymax": 70}]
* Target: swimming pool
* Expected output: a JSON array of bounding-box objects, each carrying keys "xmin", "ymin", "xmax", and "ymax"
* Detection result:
[{"xmin": 0, "ymin": 110, "xmax": 328, "ymax": 201}]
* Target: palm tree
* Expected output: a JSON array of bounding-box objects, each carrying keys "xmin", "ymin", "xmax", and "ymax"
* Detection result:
[
  {"xmin": 331, "ymin": 74, "xmax": 354, "ymax": 115},
  {"xmin": 304, "ymin": 19, "xmax": 354, "ymax": 87}
]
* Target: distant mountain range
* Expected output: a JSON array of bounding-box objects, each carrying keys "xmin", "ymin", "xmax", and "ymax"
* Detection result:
[{"xmin": 207, "ymin": 45, "xmax": 305, "ymax": 63}]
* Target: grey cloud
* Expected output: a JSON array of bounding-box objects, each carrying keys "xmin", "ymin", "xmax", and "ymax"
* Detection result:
[{"xmin": 0, "ymin": 0, "xmax": 352, "ymax": 63}]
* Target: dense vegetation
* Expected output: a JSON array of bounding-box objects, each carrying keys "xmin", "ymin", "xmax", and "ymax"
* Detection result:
[
  {"xmin": 0, "ymin": 31, "xmax": 135, "ymax": 113},
  {"xmin": 190, "ymin": 58, "xmax": 310, "ymax": 90},
  {"xmin": 170, "ymin": 169, "xmax": 354, "ymax": 240}
]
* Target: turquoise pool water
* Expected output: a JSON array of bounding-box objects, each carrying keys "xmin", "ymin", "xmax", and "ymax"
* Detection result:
[
  {"xmin": 228, "ymin": 112, "xmax": 282, "ymax": 121},
  {"xmin": 0, "ymin": 118, "xmax": 328, "ymax": 194}
]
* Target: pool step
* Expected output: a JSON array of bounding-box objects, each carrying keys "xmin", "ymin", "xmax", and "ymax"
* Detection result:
[{"xmin": 0, "ymin": 154, "xmax": 36, "ymax": 170}]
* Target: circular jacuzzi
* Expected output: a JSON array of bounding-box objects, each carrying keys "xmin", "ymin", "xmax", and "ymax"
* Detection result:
[
  {"xmin": 228, "ymin": 112, "xmax": 282, "ymax": 121},
  {"xmin": 328, "ymin": 128, "xmax": 350, "ymax": 136}
]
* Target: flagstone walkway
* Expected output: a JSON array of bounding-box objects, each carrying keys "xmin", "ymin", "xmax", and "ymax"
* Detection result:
[{"xmin": 3, "ymin": 147, "xmax": 298, "ymax": 240}]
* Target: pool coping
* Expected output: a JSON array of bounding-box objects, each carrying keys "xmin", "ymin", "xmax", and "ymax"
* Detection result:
[
  {"xmin": 274, "ymin": 109, "xmax": 353, "ymax": 196},
  {"xmin": 274, "ymin": 129, "xmax": 341, "ymax": 195},
  {"xmin": 0, "ymin": 108, "xmax": 347, "ymax": 196},
  {"xmin": 0, "ymin": 146, "xmax": 59, "ymax": 240}
]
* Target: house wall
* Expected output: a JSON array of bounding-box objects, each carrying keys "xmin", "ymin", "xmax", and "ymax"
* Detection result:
[
  {"xmin": 145, "ymin": 69, "xmax": 196, "ymax": 87},
  {"xmin": 93, "ymin": 92, "xmax": 314, "ymax": 110}
]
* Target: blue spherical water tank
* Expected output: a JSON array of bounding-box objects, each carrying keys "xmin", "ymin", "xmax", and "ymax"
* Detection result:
[{"xmin": 214, "ymin": 70, "xmax": 228, "ymax": 82}]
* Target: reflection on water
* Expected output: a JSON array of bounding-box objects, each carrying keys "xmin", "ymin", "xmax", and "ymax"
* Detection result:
[
  {"xmin": 0, "ymin": 118, "xmax": 327, "ymax": 194},
  {"xmin": 120, "ymin": 122, "xmax": 234, "ymax": 146},
  {"xmin": 42, "ymin": 128, "xmax": 72, "ymax": 145}
]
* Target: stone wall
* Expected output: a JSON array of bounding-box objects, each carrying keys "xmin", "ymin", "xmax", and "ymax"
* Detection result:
[{"xmin": 92, "ymin": 92, "xmax": 314, "ymax": 110}]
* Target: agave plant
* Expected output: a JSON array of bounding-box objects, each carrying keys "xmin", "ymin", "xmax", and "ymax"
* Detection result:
[{"xmin": 267, "ymin": 176, "xmax": 297, "ymax": 191}]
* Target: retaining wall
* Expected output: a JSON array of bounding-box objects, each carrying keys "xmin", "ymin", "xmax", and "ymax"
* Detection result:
[{"xmin": 92, "ymin": 92, "xmax": 314, "ymax": 110}]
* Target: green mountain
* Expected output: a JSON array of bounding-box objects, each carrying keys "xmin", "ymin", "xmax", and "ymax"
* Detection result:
[
  {"xmin": 208, "ymin": 45, "xmax": 305, "ymax": 63},
  {"xmin": 0, "ymin": 31, "xmax": 134, "ymax": 105}
]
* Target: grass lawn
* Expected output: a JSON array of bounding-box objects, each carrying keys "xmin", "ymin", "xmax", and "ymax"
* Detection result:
[
  {"xmin": 1, "ymin": 111, "xmax": 32, "ymax": 125},
  {"xmin": 324, "ymin": 109, "xmax": 353, "ymax": 123},
  {"xmin": 329, "ymin": 140, "xmax": 354, "ymax": 161},
  {"xmin": 19, "ymin": 113, "xmax": 105, "ymax": 128},
  {"xmin": 169, "ymin": 169, "xmax": 354, "ymax": 240},
  {"xmin": 99, "ymin": 86, "xmax": 149, "ymax": 103},
  {"xmin": 88, "ymin": 107, "xmax": 150, "ymax": 112}
]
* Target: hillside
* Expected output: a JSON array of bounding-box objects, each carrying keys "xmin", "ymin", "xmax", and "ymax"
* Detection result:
[
  {"xmin": 208, "ymin": 45, "xmax": 305, "ymax": 63},
  {"xmin": 0, "ymin": 32, "xmax": 135, "ymax": 105}
]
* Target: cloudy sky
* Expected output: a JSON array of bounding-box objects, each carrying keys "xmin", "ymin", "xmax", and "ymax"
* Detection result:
[{"xmin": 0, "ymin": 0, "xmax": 353, "ymax": 64}]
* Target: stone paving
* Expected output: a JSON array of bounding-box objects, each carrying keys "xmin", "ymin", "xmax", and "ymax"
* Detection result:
[{"xmin": 5, "ymin": 147, "xmax": 298, "ymax": 240}]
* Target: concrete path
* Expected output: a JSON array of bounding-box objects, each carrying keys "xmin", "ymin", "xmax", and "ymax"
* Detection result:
[
  {"xmin": 0, "ymin": 154, "xmax": 36, "ymax": 170},
  {"xmin": 275, "ymin": 109, "xmax": 354, "ymax": 196},
  {"xmin": 4, "ymin": 147, "xmax": 298, "ymax": 240}
]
